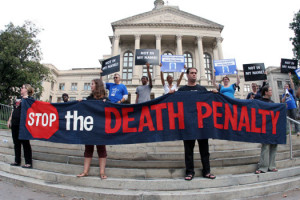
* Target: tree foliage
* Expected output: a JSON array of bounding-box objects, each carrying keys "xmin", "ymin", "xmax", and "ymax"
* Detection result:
[
  {"xmin": 290, "ymin": 9, "xmax": 300, "ymax": 60},
  {"xmin": 0, "ymin": 21, "xmax": 50, "ymax": 104}
]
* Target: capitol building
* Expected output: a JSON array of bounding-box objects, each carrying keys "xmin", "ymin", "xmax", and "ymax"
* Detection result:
[{"xmin": 40, "ymin": 0, "xmax": 289, "ymax": 104}]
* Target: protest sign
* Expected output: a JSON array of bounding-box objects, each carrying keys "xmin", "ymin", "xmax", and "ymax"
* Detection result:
[
  {"xmin": 161, "ymin": 55, "xmax": 185, "ymax": 72},
  {"xmin": 214, "ymin": 59, "xmax": 237, "ymax": 76},
  {"xmin": 295, "ymin": 68, "xmax": 300, "ymax": 80},
  {"xmin": 281, "ymin": 58, "xmax": 298, "ymax": 74},
  {"xmin": 100, "ymin": 55, "xmax": 120, "ymax": 76},
  {"xmin": 20, "ymin": 92, "xmax": 286, "ymax": 145},
  {"xmin": 135, "ymin": 49, "xmax": 159, "ymax": 65},
  {"xmin": 243, "ymin": 63, "xmax": 266, "ymax": 81}
]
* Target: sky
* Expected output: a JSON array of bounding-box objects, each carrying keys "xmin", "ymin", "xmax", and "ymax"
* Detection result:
[{"xmin": 0, "ymin": 0, "xmax": 299, "ymax": 70}]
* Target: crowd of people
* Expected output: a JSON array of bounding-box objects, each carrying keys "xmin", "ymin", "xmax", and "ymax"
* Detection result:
[{"xmin": 6, "ymin": 65, "xmax": 299, "ymax": 181}]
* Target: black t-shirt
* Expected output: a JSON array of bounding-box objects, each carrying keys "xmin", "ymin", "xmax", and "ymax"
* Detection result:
[
  {"xmin": 178, "ymin": 84, "xmax": 207, "ymax": 92},
  {"xmin": 258, "ymin": 97, "xmax": 274, "ymax": 103},
  {"xmin": 86, "ymin": 95, "xmax": 109, "ymax": 102},
  {"xmin": 11, "ymin": 96, "xmax": 34, "ymax": 126}
]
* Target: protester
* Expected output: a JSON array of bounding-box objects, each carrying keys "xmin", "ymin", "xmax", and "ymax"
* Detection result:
[
  {"xmin": 178, "ymin": 67, "xmax": 216, "ymax": 181},
  {"xmin": 246, "ymin": 72, "xmax": 268, "ymax": 99},
  {"xmin": 136, "ymin": 63, "xmax": 152, "ymax": 103},
  {"xmin": 101, "ymin": 73, "xmax": 128, "ymax": 103},
  {"xmin": 282, "ymin": 72, "xmax": 300, "ymax": 135},
  {"xmin": 213, "ymin": 68, "xmax": 240, "ymax": 98},
  {"xmin": 255, "ymin": 86, "xmax": 278, "ymax": 174},
  {"xmin": 159, "ymin": 63, "xmax": 186, "ymax": 94},
  {"xmin": 77, "ymin": 79, "xmax": 108, "ymax": 179},
  {"xmin": 7, "ymin": 84, "xmax": 33, "ymax": 168},
  {"xmin": 62, "ymin": 93, "xmax": 69, "ymax": 103}
]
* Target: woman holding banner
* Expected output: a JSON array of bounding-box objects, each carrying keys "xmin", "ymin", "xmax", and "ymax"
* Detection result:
[
  {"xmin": 255, "ymin": 85, "xmax": 278, "ymax": 174},
  {"xmin": 159, "ymin": 63, "xmax": 186, "ymax": 94},
  {"xmin": 7, "ymin": 84, "xmax": 33, "ymax": 168},
  {"xmin": 77, "ymin": 79, "xmax": 108, "ymax": 179},
  {"xmin": 212, "ymin": 68, "xmax": 240, "ymax": 98}
]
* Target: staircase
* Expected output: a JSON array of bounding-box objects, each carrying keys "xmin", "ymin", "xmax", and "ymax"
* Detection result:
[{"xmin": 0, "ymin": 129, "xmax": 299, "ymax": 199}]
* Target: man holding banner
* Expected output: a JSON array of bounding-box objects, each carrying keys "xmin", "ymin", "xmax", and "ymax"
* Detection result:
[
  {"xmin": 136, "ymin": 63, "xmax": 152, "ymax": 103},
  {"xmin": 101, "ymin": 73, "xmax": 128, "ymax": 103},
  {"xmin": 178, "ymin": 67, "xmax": 216, "ymax": 181}
]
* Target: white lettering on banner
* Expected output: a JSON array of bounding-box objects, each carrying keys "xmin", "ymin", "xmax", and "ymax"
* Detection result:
[
  {"xmin": 65, "ymin": 111, "xmax": 94, "ymax": 131},
  {"xmin": 27, "ymin": 112, "xmax": 56, "ymax": 127}
]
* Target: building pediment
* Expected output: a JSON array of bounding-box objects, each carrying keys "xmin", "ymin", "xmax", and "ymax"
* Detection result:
[{"xmin": 111, "ymin": 6, "xmax": 223, "ymax": 31}]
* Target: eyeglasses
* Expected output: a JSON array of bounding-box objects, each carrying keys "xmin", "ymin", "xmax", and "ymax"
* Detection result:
[{"xmin": 113, "ymin": 77, "xmax": 119, "ymax": 79}]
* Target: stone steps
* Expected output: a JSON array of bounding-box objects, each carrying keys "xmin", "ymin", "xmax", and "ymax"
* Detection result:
[{"xmin": 0, "ymin": 162, "xmax": 300, "ymax": 200}]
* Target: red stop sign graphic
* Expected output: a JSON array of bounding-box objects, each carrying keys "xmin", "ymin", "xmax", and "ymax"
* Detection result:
[{"xmin": 25, "ymin": 101, "xmax": 59, "ymax": 139}]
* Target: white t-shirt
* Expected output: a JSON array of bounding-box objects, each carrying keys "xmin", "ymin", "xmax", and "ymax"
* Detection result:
[{"xmin": 164, "ymin": 83, "xmax": 178, "ymax": 94}]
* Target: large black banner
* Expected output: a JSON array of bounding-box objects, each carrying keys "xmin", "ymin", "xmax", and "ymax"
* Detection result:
[
  {"xmin": 100, "ymin": 55, "xmax": 120, "ymax": 76},
  {"xmin": 281, "ymin": 58, "xmax": 298, "ymax": 74},
  {"xmin": 19, "ymin": 92, "xmax": 286, "ymax": 145},
  {"xmin": 243, "ymin": 63, "xmax": 267, "ymax": 81},
  {"xmin": 135, "ymin": 49, "xmax": 159, "ymax": 65}
]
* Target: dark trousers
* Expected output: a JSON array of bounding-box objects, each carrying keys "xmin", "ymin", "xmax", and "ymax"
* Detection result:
[
  {"xmin": 84, "ymin": 145, "xmax": 107, "ymax": 158},
  {"xmin": 184, "ymin": 139, "xmax": 210, "ymax": 176},
  {"xmin": 11, "ymin": 125, "xmax": 32, "ymax": 165}
]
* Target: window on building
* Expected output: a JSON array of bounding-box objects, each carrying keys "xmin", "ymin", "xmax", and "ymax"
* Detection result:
[
  {"xmin": 184, "ymin": 52, "xmax": 193, "ymax": 68},
  {"xmin": 162, "ymin": 51, "xmax": 174, "ymax": 80},
  {"xmin": 204, "ymin": 53, "xmax": 213, "ymax": 81},
  {"xmin": 84, "ymin": 83, "xmax": 91, "ymax": 91},
  {"xmin": 51, "ymin": 81, "xmax": 54, "ymax": 91},
  {"xmin": 71, "ymin": 83, "xmax": 77, "ymax": 91},
  {"xmin": 59, "ymin": 83, "xmax": 65, "ymax": 91},
  {"xmin": 122, "ymin": 51, "xmax": 133, "ymax": 84},
  {"xmin": 49, "ymin": 95, "xmax": 52, "ymax": 103},
  {"xmin": 57, "ymin": 97, "xmax": 62, "ymax": 103},
  {"xmin": 70, "ymin": 97, "xmax": 76, "ymax": 101},
  {"xmin": 277, "ymin": 81, "xmax": 283, "ymax": 90},
  {"xmin": 244, "ymin": 84, "xmax": 251, "ymax": 92}
]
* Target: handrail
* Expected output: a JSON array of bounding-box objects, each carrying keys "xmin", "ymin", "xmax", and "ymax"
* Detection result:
[
  {"xmin": 0, "ymin": 103, "xmax": 12, "ymax": 126},
  {"xmin": 286, "ymin": 116, "xmax": 300, "ymax": 159}
]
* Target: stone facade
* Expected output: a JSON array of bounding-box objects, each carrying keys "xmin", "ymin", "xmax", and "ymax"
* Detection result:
[{"xmin": 40, "ymin": 1, "xmax": 291, "ymax": 104}]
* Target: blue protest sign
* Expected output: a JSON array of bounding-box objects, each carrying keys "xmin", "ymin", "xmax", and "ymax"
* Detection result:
[
  {"xmin": 295, "ymin": 68, "xmax": 300, "ymax": 80},
  {"xmin": 214, "ymin": 59, "xmax": 237, "ymax": 76},
  {"xmin": 161, "ymin": 55, "xmax": 185, "ymax": 72}
]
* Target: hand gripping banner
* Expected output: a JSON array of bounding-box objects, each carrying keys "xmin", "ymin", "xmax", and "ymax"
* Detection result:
[{"xmin": 19, "ymin": 91, "xmax": 287, "ymax": 145}]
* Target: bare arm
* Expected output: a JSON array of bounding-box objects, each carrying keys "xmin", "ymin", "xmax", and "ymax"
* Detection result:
[
  {"xmin": 146, "ymin": 63, "xmax": 152, "ymax": 88},
  {"xmin": 7, "ymin": 111, "xmax": 12, "ymax": 128},
  {"xmin": 159, "ymin": 63, "xmax": 165, "ymax": 87},
  {"xmin": 213, "ymin": 69, "xmax": 219, "ymax": 90},
  {"xmin": 289, "ymin": 72, "xmax": 295, "ymax": 90},
  {"xmin": 135, "ymin": 94, "xmax": 139, "ymax": 104},
  {"xmin": 176, "ymin": 65, "xmax": 186, "ymax": 86}
]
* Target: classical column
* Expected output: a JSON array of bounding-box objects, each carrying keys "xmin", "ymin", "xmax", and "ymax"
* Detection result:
[
  {"xmin": 213, "ymin": 42, "xmax": 219, "ymax": 61},
  {"xmin": 155, "ymin": 34, "xmax": 162, "ymax": 82},
  {"xmin": 176, "ymin": 35, "xmax": 183, "ymax": 55},
  {"xmin": 217, "ymin": 37, "xmax": 224, "ymax": 60},
  {"xmin": 112, "ymin": 35, "xmax": 120, "ymax": 56},
  {"xmin": 132, "ymin": 34, "xmax": 141, "ymax": 84},
  {"xmin": 197, "ymin": 36, "xmax": 206, "ymax": 79}
]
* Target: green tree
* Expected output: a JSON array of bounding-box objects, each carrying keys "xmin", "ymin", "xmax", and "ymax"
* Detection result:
[
  {"xmin": 290, "ymin": 9, "xmax": 300, "ymax": 60},
  {"xmin": 0, "ymin": 21, "xmax": 50, "ymax": 104}
]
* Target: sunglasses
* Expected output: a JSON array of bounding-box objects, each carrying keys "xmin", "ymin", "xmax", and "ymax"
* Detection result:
[{"xmin": 113, "ymin": 77, "xmax": 119, "ymax": 79}]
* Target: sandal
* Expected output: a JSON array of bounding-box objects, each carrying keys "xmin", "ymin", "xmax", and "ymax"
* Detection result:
[
  {"xmin": 268, "ymin": 169, "xmax": 278, "ymax": 172},
  {"xmin": 77, "ymin": 172, "xmax": 88, "ymax": 177},
  {"xmin": 184, "ymin": 174, "xmax": 194, "ymax": 181},
  {"xmin": 255, "ymin": 170, "xmax": 265, "ymax": 174},
  {"xmin": 204, "ymin": 173, "xmax": 216, "ymax": 179},
  {"xmin": 10, "ymin": 162, "xmax": 20, "ymax": 166},
  {"xmin": 100, "ymin": 174, "xmax": 107, "ymax": 179},
  {"xmin": 22, "ymin": 164, "xmax": 32, "ymax": 169}
]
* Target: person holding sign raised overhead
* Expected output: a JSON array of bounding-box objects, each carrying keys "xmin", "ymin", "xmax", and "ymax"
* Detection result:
[
  {"xmin": 136, "ymin": 63, "xmax": 152, "ymax": 103},
  {"xmin": 159, "ymin": 63, "xmax": 186, "ymax": 94},
  {"xmin": 281, "ymin": 72, "xmax": 300, "ymax": 135},
  {"xmin": 101, "ymin": 73, "xmax": 128, "ymax": 103},
  {"xmin": 77, "ymin": 79, "xmax": 108, "ymax": 179},
  {"xmin": 178, "ymin": 67, "xmax": 216, "ymax": 181},
  {"xmin": 255, "ymin": 85, "xmax": 278, "ymax": 174},
  {"xmin": 212, "ymin": 68, "xmax": 240, "ymax": 98}
]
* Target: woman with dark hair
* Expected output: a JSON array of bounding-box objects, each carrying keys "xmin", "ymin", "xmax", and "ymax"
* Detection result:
[
  {"xmin": 255, "ymin": 85, "xmax": 278, "ymax": 174},
  {"xmin": 77, "ymin": 79, "xmax": 108, "ymax": 179},
  {"xmin": 7, "ymin": 84, "xmax": 33, "ymax": 168},
  {"xmin": 212, "ymin": 68, "xmax": 240, "ymax": 98}
]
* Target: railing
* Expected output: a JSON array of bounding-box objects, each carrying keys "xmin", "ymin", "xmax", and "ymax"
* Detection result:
[
  {"xmin": 0, "ymin": 103, "xmax": 12, "ymax": 127},
  {"xmin": 286, "ymin": 116, "xmax": 300, "ymax": 159}
]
